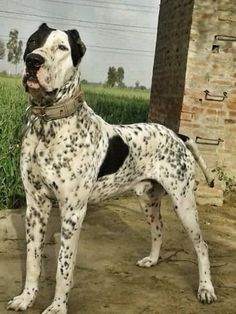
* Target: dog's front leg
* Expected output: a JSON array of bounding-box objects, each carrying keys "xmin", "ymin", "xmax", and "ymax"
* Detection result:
[
  {"xmin": 8, "ymin": 193, "xmax": 52, "ymax": 311},
  {"xmin": 42, "ymin": 202, "xmax": 87, "ymax": 314}
]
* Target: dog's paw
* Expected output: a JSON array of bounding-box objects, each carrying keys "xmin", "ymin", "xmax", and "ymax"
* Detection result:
[
  {"xmin": 41, "ymin": 301, "xmax": 67, "ymax": 314},
  {"xmin": 7, "ymin": 293, "xmax": 35, "ymax": 311},
  {"xmin": 198, "ymin": 287, "xmax": 217, "ymax": 304},
  {"xmin": 136, "ymin": 256, "xmax": 158, "ymax": 268}
]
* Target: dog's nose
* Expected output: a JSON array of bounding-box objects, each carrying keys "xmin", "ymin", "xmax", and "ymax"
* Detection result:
[{"xmin": 26, "ymin": 53, "xmax": 45, "ymax": 69}]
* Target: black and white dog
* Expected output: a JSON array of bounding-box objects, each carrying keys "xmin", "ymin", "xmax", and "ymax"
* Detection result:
[{"xmin": 7, "ymin": 23, "xmax": 216, "ymax": 313}]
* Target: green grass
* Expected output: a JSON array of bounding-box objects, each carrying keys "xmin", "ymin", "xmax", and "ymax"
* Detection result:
[
  {"xmin": 82, "ymin": 83, "xmax": 150, "ymax": 99},
  {"xmin": 0, "ymin": 76, "xmax": 149, "ymax": 209},
  {"xmin": 0, "ymin": 76, "xmax": 27, "ymax": 208}
]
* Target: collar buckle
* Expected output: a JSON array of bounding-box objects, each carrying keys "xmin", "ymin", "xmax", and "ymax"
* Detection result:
[{"xmin": 39, "ymin": 107, "xmax": 49, "ymax": 121}]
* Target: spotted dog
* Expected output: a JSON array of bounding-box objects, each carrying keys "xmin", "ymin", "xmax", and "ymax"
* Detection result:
[{"xmin": 7, "ymin": 23, "xmax": 217, "ymax": 314}]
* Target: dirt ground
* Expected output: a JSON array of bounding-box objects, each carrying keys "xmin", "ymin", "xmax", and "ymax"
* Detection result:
[{"xmin": 1, "ymin": 193, "xmax": 236, "ymax": 314}]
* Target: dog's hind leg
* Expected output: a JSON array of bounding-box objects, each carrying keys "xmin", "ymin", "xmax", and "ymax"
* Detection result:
[
  {"xmin": 136, "ymin": 183, "xmax": 165, "ymax": 268},
  {"xmin": 170, "ymin": 186, "xmax": 217, "ymax": 303}
]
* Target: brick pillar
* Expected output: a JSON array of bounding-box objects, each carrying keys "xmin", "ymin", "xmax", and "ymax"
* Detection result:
[
  {"xmin": 149, "ymin": 0, "xmax": 194, "ymax": 132},
  {"xmin": 150, "ymin": 0, "xmax": 236, "ymax": 174},
  {"xmin": 150, "ymin": 0, "xmax": 236, "ymax": 204},
  {"xmin": 179, "ymin": 0, "xmax": 236, "ymax": 177}
]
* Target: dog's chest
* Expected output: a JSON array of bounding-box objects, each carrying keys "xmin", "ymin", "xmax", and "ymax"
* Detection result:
[{"xmin": 21, "ymin": 116, "xmax": 106, "ymax": 190}]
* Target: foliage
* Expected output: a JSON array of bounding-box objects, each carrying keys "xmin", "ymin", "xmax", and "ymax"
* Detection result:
[
  {"xmin": 107, "ymin": 66, "xmax": 125, "ymax": 87},
  {"xmin": 82, "ymin": 83, "xmax": 150, "ymax": 100},
  {"xmin": 0, "ymin": 76, "xmax": 149, "ymax": 209},
  {"xmin": 85, "ymin": 91, "xmax": 148, "ymax": 124},
  {"xmin": 81, "ymin": 79, "xmax": 88, "ymax": 84},
  {"xmin": 135, "ymin": 80, "xmax": 147, "ymax": 90},
  {"xmin": 139, "ymin": 85, "xmax": 147, "ymax": 90},
  {"xmin": 7, "ymin": 29, "xmax": 23, "ymax": 73},
  {"xmin": 212, "ymin": 165, "xmax": 236, "ymax": 192},
  {"xmin": 107, "ymin": 66, "xmax": 117, "ymax": 87},
  {"xmin": 135, "ymin": 80, "xmax": 140, "ymax": 88},
  {"xmin": 117, "ymin": 67, "xmax": 125, "ymax": 87},
  {"xmin": 0, "ymin": 76, "xmax": 26, "ymax": 208},
  {"xmin": 0, "ymin": 39, "xmax": 5, "ymax": 60}
]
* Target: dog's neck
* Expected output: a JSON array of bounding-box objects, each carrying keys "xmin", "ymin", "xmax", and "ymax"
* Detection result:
[{"xmin": 29, "ymin": 70, "xmax": 81, "ymax": 107}]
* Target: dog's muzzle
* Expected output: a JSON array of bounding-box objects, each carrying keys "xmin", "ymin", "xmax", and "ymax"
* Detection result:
[
  {"xmin": 24, "ymin": 53, "xmax": 46, "ymax": 91},
  {"xmin": 25, "ymin": 53, "xmax": 45, "ymax": 81},
  {"xmin": 26, "ymin": 53, "xmax": 45, "ymax": 70}
]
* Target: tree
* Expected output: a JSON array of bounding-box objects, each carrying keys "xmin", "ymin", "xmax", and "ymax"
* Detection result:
[
  {"xmin": 117, "ymin": 67, "xmax": 125, "ymax": 87},
  {"xmin": 135, "ymin": 80, "xmax": 140, "ymax": 89},
  {"xmin": 7, "ymin": 29, "xmax": 23, "ymax": 74},
  {"xmin": 107, "ymin": 66, "xmax": 125, "ymax": 87},
  {"xmin": 107, "ymin": 66, "xmax": 117, "ymax": 87},
  {"xmin": 81, "ymin": 79, "xmax": 88, "ymax": 84},
  {"xmin": 0, "ymin": 39, "xmax": 5, "ymax": 60},
  {"xmin": 140, "ymin": 85, "xmax": 147, "ymax": 90}
]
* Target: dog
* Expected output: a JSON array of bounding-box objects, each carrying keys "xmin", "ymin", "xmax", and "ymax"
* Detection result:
[{"xmin": 7, "ymin": 23, "xmax": 217, "ymax": 313}]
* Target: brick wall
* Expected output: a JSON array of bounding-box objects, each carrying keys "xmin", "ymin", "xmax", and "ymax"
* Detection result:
[
  {"xmin": 180, "ymin": 0, "xmax": 236, "ymax": 176},
  {"xmin": 150, "ymin": 0, "xmax": 236, "ymax": 177}
]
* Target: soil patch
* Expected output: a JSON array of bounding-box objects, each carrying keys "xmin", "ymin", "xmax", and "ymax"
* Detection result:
[{"xmin": 1, "ymin": 193, "xmax": 236, "ymax": 313}]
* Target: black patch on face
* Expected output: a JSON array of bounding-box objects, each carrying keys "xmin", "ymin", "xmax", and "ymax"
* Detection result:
[
  {"xmin": 177, "ymin": 133, "xmax": 190, "ymax": 143},
  {"xmin": 24, "ymin": 23, "xmax": 55, "ymax": 61},
  {"xmin": 98, "ymin": 135, "xmax": 129, "ymax": 178},
  {"xmin": 65, "ymin": 29, "xmax": 86, "ymax": 66}
]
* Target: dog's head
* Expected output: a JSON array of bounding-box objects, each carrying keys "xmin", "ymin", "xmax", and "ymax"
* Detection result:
[{"xmin": 23, "ymin": 23, "xmax": 86, "ymax": 95}]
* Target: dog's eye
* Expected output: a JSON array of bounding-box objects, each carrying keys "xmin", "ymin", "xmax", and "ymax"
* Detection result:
[{"xmin": 58, "ymin": 44, "xmax": 68, "ymax": 51}]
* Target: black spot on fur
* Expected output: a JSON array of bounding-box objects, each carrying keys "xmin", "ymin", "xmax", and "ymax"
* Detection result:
[
  {"xmin": 65, "ymin": 29, "xmax": 86, "ymax": 66},
  {"xmin": 23, "ymin": 23, "xmax": 55, "ymax": 60},
  {"xmin": 98, "ymin": 135, "xmax": 129, "ymax": 178}
]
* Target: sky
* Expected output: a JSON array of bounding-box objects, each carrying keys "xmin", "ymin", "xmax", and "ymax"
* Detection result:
[{"xmin": 0, "ymin": 0, "xmax": 160, "ymax": 87}]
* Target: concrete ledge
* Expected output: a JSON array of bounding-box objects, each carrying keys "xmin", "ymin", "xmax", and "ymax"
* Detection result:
[{"xmin": 196, "ymin": 185, "xmax": 224, "ymax": 206}]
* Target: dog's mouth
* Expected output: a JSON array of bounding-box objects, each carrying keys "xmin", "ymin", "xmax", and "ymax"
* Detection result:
[
  {"xmin": 23, "ymin": 69, "xmax": 58, "ymax": 102},
  {"xmin": 23, "ymin": 70, "xmax": 41, "ymax": 90}
]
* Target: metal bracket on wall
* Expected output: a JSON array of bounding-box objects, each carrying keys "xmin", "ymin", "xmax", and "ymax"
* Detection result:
[
  {"xmin": 212, "ymin": 35, "xmax": 236, "ymax": 53},
  {"xmin": 215, "ymin": 35, "xmax": 236, "ymax": 42},
  {"xmin": 204, "ymin": 90, "xmax": 227, "ymax": 102},
  {"xmin": 195, "ymin": 136, "xmax": 224, "ymax": 145}
]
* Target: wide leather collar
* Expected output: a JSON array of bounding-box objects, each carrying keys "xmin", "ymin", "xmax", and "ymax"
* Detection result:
[{"xmin": 29, "ymin": 91, "xmax": 84, "ymax": 121}]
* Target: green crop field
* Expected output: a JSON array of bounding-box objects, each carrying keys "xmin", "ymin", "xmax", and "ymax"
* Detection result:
[
  {"xmin": 0, "ymin": 75, "xmax": 150, "ymax": 208},
  {"xmin": 83, "ymin": 83, "xmax": 150, "ymax": 100}
]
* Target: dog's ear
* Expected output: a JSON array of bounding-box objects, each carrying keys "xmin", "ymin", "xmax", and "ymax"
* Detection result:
[
  {"xmin": 66, "ymin": 29, "xmax": 86, "ymax": 66},
  {"xmin": 38, "ymin": 23, "xmax": 49, "ymax": 30}
]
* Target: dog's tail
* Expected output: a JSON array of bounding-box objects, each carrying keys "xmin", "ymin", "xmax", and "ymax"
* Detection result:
[{"xmin": 178, "ymin": 134, "xmax": 214, "ymax": 188}]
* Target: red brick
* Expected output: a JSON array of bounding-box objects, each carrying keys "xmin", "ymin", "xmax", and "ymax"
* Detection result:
[
  {"xmin": 210, "ymin": 79, "xmax": 233, "ymax": 86},
  {"xmin": 202, "ymin": 102, "xmax": 224, "ymax": 109},
  {"xmin": 206, "ymin": 109, "xmax": 217, "ymax": 115},
  {"xmin": 229, "ymin": 111, "xmax": 236, "ymax": 117},
  {"xmin": 204, "ymin": 125, "xmax": 225, "ymax": 130},
  {"xmin": 180, "ymin": 111, "xmax": 194, "ymax": 121},
  {"xmin": 180, "ymin": 121, "xmax": 200, "ymax": 128},
  {"xmin": 224, "ymin": 118, "xmax": 236, "ymax": 124}
]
